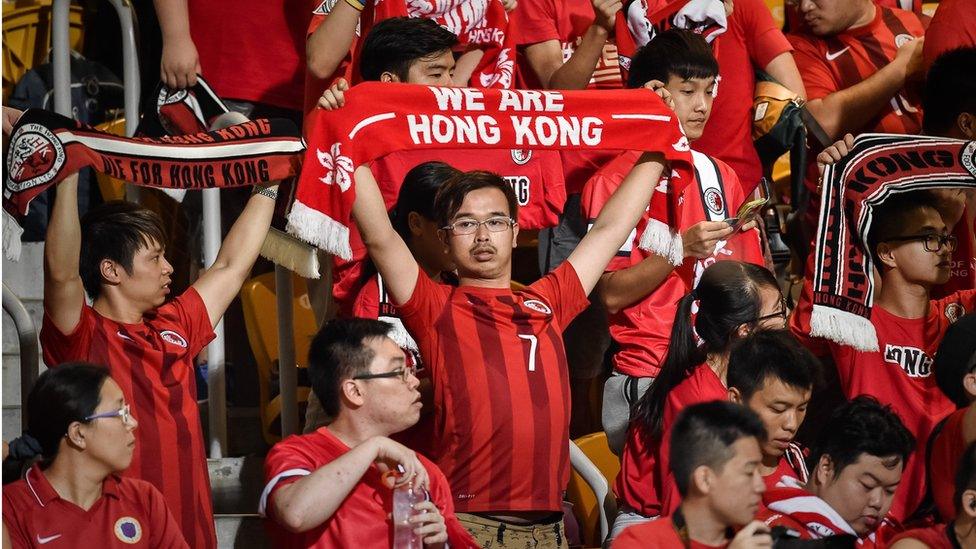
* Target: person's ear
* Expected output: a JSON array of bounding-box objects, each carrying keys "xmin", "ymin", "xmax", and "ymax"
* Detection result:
[
  {"xmin": 956, "ymin": 112, "xmax": 976, "ymax": 140},
  {"xmin": 511, "ymin": 222, "xmax": 519, "ymax": 249},
  {"xmin": 964, "ymin": 370, "xmax": 976, "ymax": 401},
  {"xmin": 692, "ymin": 465, "xmax": 713, "ymax": 495},
  {"xmin": 728, "ymin": 387, "xmax": 743, "ymax": 404},
  {"xmin": 65, "ymin": 421, "xmax": 87, "ymax": 450},
  {"xmin": 380, "ymin": 72, "xmax": 399, "ymax": 83},
  {"xmin": 407, "ymin": 212, "xmax": 425, "ymax": 238},
  {"xmin": 735, "ymin": 322, "xmax": 752, "ymax": 339},
  {"xmin": 341, "ymin": 379, "xmax": 366, "ymax": 408},
  {"xmin": 876, "ymin": 242, "xmax": 898, "ymax": 270},
  {"xmin": 815, "ymin": 455, "xmax": 835, "ymax": 486},
  {"xmin": 964, "ymin": 488, "xmax": 976, "ymax": 518},
  {"xmin": 99, "ymin": 259, "xmax": 123, "ymax": 285}
]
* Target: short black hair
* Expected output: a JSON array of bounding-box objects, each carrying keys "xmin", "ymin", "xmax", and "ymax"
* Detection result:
[
  {"xmin": 807, "ymin": 396, "xmax": 915, "ymax": 478},
  {"xmin": 307, "ymin": 318, "xmax": 393, "ymax": 417},
  {"xmin": 866, "ymin": 191, "xmax": 943, "ymax": 268},
  {"xmin": 359, "ymin": 17, "xmax": 459, "ymax": 82},
  {"xmin": 392, "ymin": 161, "xmax": 461, "ymax": 241},
  {"xmin": 934, "ymin": 313, "xmax": 976, "ymax": 408},
  {"xmin": 955, "ymin": 441, "xmax": 976, "ymax": 515},
  {"xmin": 27, "ymin": 362, "xmax": 111, "ymax": 464},
  {"xmin": 670, "ymin": 401, "xmax": 767, "ymax": 497},
  {"xmin": 727, "ymin": 329, "xmax": 820, "ymax": 401},
  {"xmin": 80, "ymin": 201, "xmax": 167, "ymax": 299},
  {"xmin": 626, "ymin": 28, "xmax": 719, "ymax": 89},
  {"xmin": 432, "ymin": 170, "xmax": 519, "ymax": 229},
  {"xmin": 923, "ymin": 47, "xmax": 976, "ymax": 136}
]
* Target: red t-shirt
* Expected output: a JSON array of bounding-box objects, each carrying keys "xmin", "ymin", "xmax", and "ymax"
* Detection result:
[
  {"xmin": 189, "ymin": 0, "xmax": 307, "ymax": 111},
  {"xmin": 581, "ymin": 150, "xmax": 765, "ymax": 378},
  {"xmin": 930, "ymin": 408, "xmax": 969, "ymax": 521},
  {"xmin": 791, "ymin": 288, "xmax": 975, "ymax": 522},
  {"xmin": 887, "ymin": 524, "xmax": 954, "ymax": 549},
  {"xmin": 922, "ymin": 0, "xmax": 976, "ymax": 69},
  {"xmin": 612, "ymin": 516, "xmax": 728, "ymax": 549},
  {"xmin": 764, "ymin": 443, "xmax": 810, "ymax": 492},
  {"xmin": 40, "ymin": 289, "xmax": 217, "ymax": 549},
  {"xmin": 2, "ymin": 464, "xmax": 188, "ymax": 548},
  {"xmin": 615, "ymin": 363, "xmax": 728, "ymax": 518},
  {"xmin": 398, "ymin": 262, "xmax": 590, "ymax": 513},
  {"xmin": 260, "ymin": 427, "xmax": 477, "ymax": 548}
]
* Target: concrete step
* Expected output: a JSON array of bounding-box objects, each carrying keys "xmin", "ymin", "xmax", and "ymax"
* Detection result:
[
  {"xmin": 208, "ymin": 456, "xmax": 265, "ymax": 515},
  {"xmin": 215, "ymin": 514, "xmax": 270, "ymax": 549}
]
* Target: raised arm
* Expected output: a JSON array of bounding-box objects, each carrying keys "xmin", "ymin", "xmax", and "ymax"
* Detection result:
[
  {"xmin": 153, "ymin": 0, "xmax": 200, "ymax": 89},
  {"xmin": 43, "ymin": 173, "xmax": 87, "ymax": 334},
  {"xmin": 568, "ymin": 152, "xmax": 666, "ymax": 293},
  {"xmin": 306, "ymin": 1, "xmax": 361, "ymax": 80},
  {"xmin": 191, "ymin": 182, "xmax": 278, "ymax": 327},
  {"xmin": 351, "ymin": 166, "xmax": 420, "ymax": 305}
]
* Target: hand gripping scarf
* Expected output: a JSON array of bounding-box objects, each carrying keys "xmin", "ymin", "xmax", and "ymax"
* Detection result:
[
  {"xmin": 287, "ymin": 82, "xmax": 693, "ymax": 260},
  {"xmin": 812, "ymin": 133, "xmax": 976, "ymax": 351}
]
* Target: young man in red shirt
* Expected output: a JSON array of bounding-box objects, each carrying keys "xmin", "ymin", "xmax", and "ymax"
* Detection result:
[
  {"xmin": 581, "ymin": 29, "xmax": 765, "ymax": 454},
  {"xmin": 726, "ymin": 329, "xmax": 818, "ymax": 491},
  {"xmin": 613, "ymin": 401, "xmax": 773, "ymax": 549},
  {"xmin": 33, "ymin": 114, "xmax": 280, "ymax": 545},
  {"xmin": 760, "ymin": 397, "xmax": 915, "ymax": 547},
  {"xmin": 261, "ymin": 318, "xmax": 475, "ymax": 548},
  {"xmin": 3, "ymin": 363, "xmax": 187, "ymax": 548}
]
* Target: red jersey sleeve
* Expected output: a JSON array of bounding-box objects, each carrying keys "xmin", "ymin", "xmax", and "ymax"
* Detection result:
[
  {"xmin": 260, "ymin": 439, "xmax": 317, "ymax": 521},
  {"xmin": 163, "ymin": 288, "xmax": 216, "ymax": 357},
  {"xmin": 511, "ymin": 0, "xmax": 560, "ymax": 46},
  {"xmin": 740, "ymin": 0, "xmax": 794, "ymax": 68},
  {"xmin": 40, "ymin": 304, "xmax": 96, "ymax": 367},
  {"xmin": 397, "ymin": 270, "xmax": 450, "ymax": 327},
  {"xmin": 789, "ymin": 275, "xmax": 833, "ymax": 358},
  {"xmin": 787, "ymin": 35, "xmax": 838, "ymax": 100},
  {"xmin": 142, "ymin": 481, "xmax": 191, "ymax": 548},
  {"xmin": 351, "ymin": 275, "xmax": 380, "ymax": 319},
  {"xmin": 528, "ymin": 261, "xmax": 590, "ymax": 328},
  {"xmin": 936, "ymin": 288, "xmax": 976, "ymax": 317}
]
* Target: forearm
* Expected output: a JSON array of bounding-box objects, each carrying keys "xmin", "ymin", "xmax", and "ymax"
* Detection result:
[
  {"xmin": 306, "ymin": 2, "xmax": 360, "ymax": 79},
  {"xmin": 272, "ymin": 439, "xmax": 377, "ymax": 532},
  {"xmin": 805, "ymin": 58, "xmax": 908, "ymax": 139},
  {"xmin": 765, "ymin": 52, "xmax": 806, "ymax": 100},
  {"xmin": 153, "ymin": 0, "xmax": 192, "ymax": 41},
  {"xmin": 597, "ymin": 254, "xmax": 675, "ymax": 313},
  {"xmin": 452, "ymin": 49, "xmax": 485, "ymax": 87},
  {"xmin": 44, "ymin": 175, "xmax": 82, "ymax": 283},
  {"xmin": 546, "ymin": 26, "xmax": 609, "ymax": 89},
  {"xmin": 209, "ymin": 184, "xmax": 277, "ymax": 274}
]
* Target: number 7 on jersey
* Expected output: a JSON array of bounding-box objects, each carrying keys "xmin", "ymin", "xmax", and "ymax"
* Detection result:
[{"xmin": 518, "ymin": 334, "xmax": 538, "ymax": 372}]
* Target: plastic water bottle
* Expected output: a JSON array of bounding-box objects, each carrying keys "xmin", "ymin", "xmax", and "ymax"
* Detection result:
[{"xmin": 392, "ymin": 478, "xmax": 423, "ymax": 549}]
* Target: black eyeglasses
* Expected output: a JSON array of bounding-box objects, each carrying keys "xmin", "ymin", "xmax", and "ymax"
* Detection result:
[
  {"xmin": 352, "ymin": 364, "xmax": 417, "ymax": 383},
  {"xmin": 755, "ymin": 298, "xmax": 789, "ymax": 324},
  {"xmin": 884, "ymin": 233, "xmax": 958, "ymax": 253}
]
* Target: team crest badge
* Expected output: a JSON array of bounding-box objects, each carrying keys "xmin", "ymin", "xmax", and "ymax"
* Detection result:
[
  {"xmin": 7, "ymin": 123, "xmax": 66, "ymax": 192},
  {"xmin": 703, "ymin": 188, "xmax": 724, "ymax": 216},
  {"xmin": 894, "ymin": 34, "xmax": 915, "ymax": 48},
  {"xmin": 160, "ymin": 330, "xmax": 188, "ymax": 348},
  {"xmin": 114, "ymin": 517, "xmax": 142, "ymax": 544},
  {"xmin": 961, "ymin": 142, "xmax": 976, "ymax": 177},
  {"xmin": 945, "ymin": 302, "xmax": 965, "ymax": 324},
  {"xmin": 511, "ymin": 149, "xmax": 532, "ymax": 165},
  {"xmin": 524, "ymin": 299, "xmax": 552, "ymax": 315}
]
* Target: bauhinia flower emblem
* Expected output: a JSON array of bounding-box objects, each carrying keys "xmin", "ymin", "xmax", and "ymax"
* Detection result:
[{"xmin": 316, "ymin": 143, "xmax": 354, "ymax": 192}]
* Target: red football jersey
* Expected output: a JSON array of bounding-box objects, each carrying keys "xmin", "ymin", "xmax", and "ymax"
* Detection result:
[
  {"xmin": 887, "ymin": 524, "xmax": 954, "ymax": 549},
  {"xmin": 2, "ymin": 464, "xmax": 188, "ymax": 548},
  {"xmin": 189, "ymin": 0, "xmax": 306, "ymax": 111},
  {"xmin": 581, "ymin": 149, "xmax": 765, "ymax": 378},
  {"xmin": 398, "ymin": 262, "xmax": 590, "ymax": 513},
  {"xmin": 40, "ymin": 289, "xmax": 217, "ymax": 548},
  {"xmin": 764, "ymin": 443, "xmax": 810, "ymax": 492},
  {"xmin": 792, "ymin": 288, "xmax": 975, "ymax": 521},
  {"xmin": 260, "ymin": 427, "xmax": 477, "ymax": 548},
  {"xmin": 930, "ymin": 408, "xmax": 968, "ymax": 521},
  {"xmin": 612, "ymin": 517, "xmax": 728, "ymax": 549},
  {"xmin": 615, "ymin": 363, "xmax": 727, "ymax": 518},
  {"xmin": 922, "ymin": 0, "xmax": 976, "ymax": 69}
]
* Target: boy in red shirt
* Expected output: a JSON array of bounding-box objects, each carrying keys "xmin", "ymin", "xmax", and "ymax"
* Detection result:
[
  {"xmin": 613, "ymin": 401, "xmax": 773, "ymax": 549},
  {"xmin": 759, "ymin": 396, "xmax": 915, "ymax": 547},
  {"xmin": 261, "ymin": 319, "xmax": 475, "ymax": 548}
]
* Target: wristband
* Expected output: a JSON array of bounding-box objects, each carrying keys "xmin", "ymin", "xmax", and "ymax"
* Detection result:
[
  {"xmin": 344, "ymin": 0, "xmax": 366, "ymax": 11},
  {"xmin": 252, "ymin": 186, "xmax": 278, "ymax": 201}
]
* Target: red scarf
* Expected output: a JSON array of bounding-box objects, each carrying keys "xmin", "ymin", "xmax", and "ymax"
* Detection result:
[
  {"xmin": 812, "ymin": 134, "xmax": 976, "ymax": 351},
  {"xmin": 287, "ymin": 82, "xmax": 692, "ymax": 259}
]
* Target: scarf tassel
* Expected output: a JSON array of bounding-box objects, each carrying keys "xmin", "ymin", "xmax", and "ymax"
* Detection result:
[
  {"xmin": 3, "ymin": 210, "xmax": 24, "ymax": 261},
  {"xmin": 638, "ymin": 217, "xmax": 684, "ymax": 266},
  {"xmin": 286, "ymin": 200, "xmax": 352, "ymax": 262},
  {"xmin": 810, "ymin": 304, "xmax": 880, "ymax": 352}
]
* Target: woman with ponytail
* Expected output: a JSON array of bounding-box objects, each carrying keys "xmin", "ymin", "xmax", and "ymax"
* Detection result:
[{"xmin": 610, "ymin": 261, "xmax": 788, "ymax": 537}]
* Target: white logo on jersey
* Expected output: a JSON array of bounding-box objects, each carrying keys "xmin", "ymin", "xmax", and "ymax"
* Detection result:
[
  {"xmin": 159, "ymin": 330, "xmax": 188, "ymax": 348},
  {"xmin": 825, "ymin": 46, "xmax": 850, "ymax": 61},
  {"xmin": 945, "ymin": 302, "xmax": 965, "ymax": 324},
  {"xmin": 510, "ymin": 149, "xmax": 532, "ymax": 165},
  {"xmin": 894, "ymin": 33, "xmax": 915, "ymax": 48},
  {"xmin": 884, "ymin": 344, "xmax": 933, "ymax": 378},
  {"xmin": 523, "ymin": 299, "xmax": 552, "ymax": 315}
]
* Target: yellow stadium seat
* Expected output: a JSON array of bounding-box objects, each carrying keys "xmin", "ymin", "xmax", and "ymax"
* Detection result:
[
  {"xmin": 567, "ymin": 432, "xmax": 621, "ymax": 548},
  {"xmin": 764, "ymin": 0, "xmax": 785, "ymax": 28},
  {"xmin": 240, "ymin": 271, "xmax": 319, "ymax": 444},
  {"xmin": 2, "ymin": 0, "xmax": 85, "ymax": 101}
]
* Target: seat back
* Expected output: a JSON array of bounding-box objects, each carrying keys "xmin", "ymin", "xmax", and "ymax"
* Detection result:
[
  {"xmin": 240, "ymin": 272, "xmax": 318, "ymax": 444},
  {"xmin": 567, "ymin": 432, "xmax": 621, "ymax": 547},
  {"xmin": 2, "ymin": 1, "xmax": 84, "ymax": 100}
]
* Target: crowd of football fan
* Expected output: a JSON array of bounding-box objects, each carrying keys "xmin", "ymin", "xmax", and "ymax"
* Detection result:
[{"xmin": 1, "ymin": 0, "xmax": 975, "ymax": 547}]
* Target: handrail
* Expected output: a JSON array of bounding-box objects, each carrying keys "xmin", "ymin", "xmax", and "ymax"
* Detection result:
[
  {"xmin": 3, "ymin": 284, "xmax": 39, "ymax": 430},
  {"xmin": 274, "ymin": 266, "xmax": 300, "ymax": 437}
]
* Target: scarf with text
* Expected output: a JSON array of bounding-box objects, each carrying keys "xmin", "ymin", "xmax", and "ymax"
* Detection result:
[
  {"xmin": 288, "ymin": 82, "xmax": 692, "ymax": 259},
  {"xmin": 812, "ymin": 134, "xmax": 976, "ymax": 351},
  {"xmin": 763, "ymin": 477, "xmax": 888, "ymax": 547}
]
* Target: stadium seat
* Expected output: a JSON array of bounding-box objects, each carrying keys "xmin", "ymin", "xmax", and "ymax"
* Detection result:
[
  {"xmin": 2, "ymin": 0, "xmax": 84, "ymax": 101},
  {"xmin": 567, "ymin": 432, "xmax": 621, "ymax": 547},
  {"xmin": 240, "ymin": 271, "xmax": 318, "ymax": 444}
]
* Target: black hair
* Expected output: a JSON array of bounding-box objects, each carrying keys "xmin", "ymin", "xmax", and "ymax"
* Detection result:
[
  {"xmin": 727, "ymin": 329, "xmax": 820, "ymax": 401},
  {"xmin": 632, "ymin": 261, "xmax": 780, "ymax": 447},
  {"xmin": 27, "ymin": 362, "xmax": 112, "ymax": 464},
  {"xmin": 432, "ymin": 170, "xmax": 519, "ymax": 229},
  {"xmin": 626, "ymin": 28, "xmax": 719, "ymax": 89},
  {"xmin": 934, "ymin": 313, "xmax": 976, "ymax": 408},
  {"xmin": 307, "ymin": 318, "xmax": 394, "ymax": 418},
  {"xmin": 955, "ymin": 442, "xmax": 976, "ymax": 515},
  {"xmin": 923, "ymin": 47, "xmax": 976, "ymax": 136},
  {"xmin": 80, "ymin": 201, "xmax": 167, "ymax": 300},
  {"xmin": 670, "ymin": 401, "xmax": 767, "ymax": 497},
  {"xmin": 391, "ymin": 161, "xmax": 462, "ymax": 241},
  {"xmin": 359, "ymin": 17, "xmax": 459, "ymax": 82},
  {"xmin": 866, "ymin": 191, "xmax": 945, "ymax": 268},
  {"xmin": 807, "ymin": 396, "xmax": 915, "ymax": 478}
]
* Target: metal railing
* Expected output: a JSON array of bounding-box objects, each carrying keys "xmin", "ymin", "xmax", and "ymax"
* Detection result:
[{"xmin": 3, "ymin": 284, "xmax": 39, "ymax": 430}]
